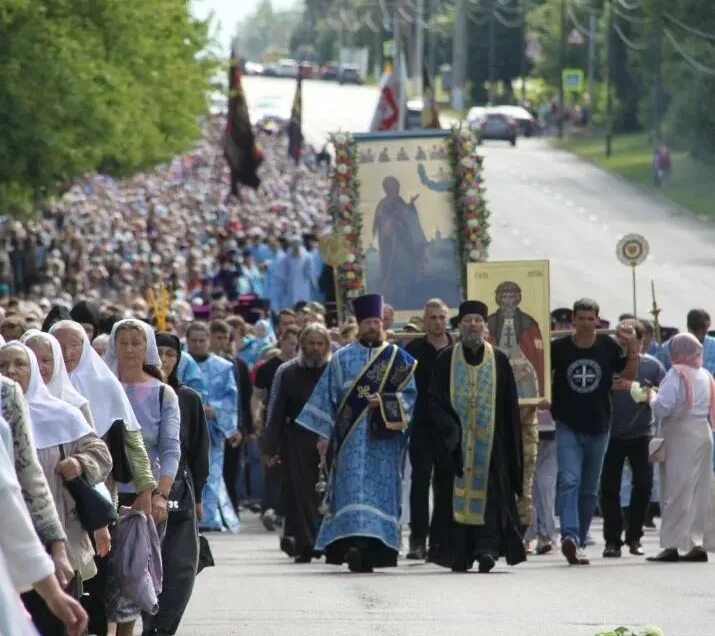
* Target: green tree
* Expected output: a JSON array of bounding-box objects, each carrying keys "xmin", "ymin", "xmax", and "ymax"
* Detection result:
[{"xmin": 0, "ymin": 0, "xmax": 214, "ymax": 214}]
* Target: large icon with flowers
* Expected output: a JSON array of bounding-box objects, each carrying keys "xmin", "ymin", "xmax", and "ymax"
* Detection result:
[{"xmin": 327, "ymin": 128, "xmax": 490, "ymax": 321}]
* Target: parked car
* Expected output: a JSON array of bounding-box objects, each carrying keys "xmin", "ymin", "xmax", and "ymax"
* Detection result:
[
  {"xmin": 480, "ymin": 112, "xmax": 517, "ymax": 145},
  {"xmin": 298, "ymin": 61, "xmax": 315, "ymax": 79},
  {"xmin": 467, "ymin": 106, "xmax": 487, "ymax": 130},
  {"xmin": 275, "ymin": 59, "xmax": 298, "ymax": 78},
  {"xmin": 244, "ymin": 61, "xmax": 264, "ymax": 76},
  {"xmin": 493, "ymin": 105, "xmax": 538, "ymax": 137},
  {"xmin": 319, "ymin": 62, "xmax": 339, "ymax": 80},
  {"xmin": 338, "ymin": 64, "xmax": 363, "ymax": 85},
  {"xmin": 248, "ymin": 96, "xmax": 292, "ymax": 132}
]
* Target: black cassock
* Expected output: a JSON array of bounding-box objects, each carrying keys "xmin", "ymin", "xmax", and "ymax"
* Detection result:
[
  {"xmin": 428, "ymin": 343, "xmax": 527, "ymax": 570},
  {"xmin": 264, "ymin": 359, "xmax": 326, "ymax": 560},
  {"xmin": 144, "ymin": 384, "xmax": 209, "ymax": 634}
]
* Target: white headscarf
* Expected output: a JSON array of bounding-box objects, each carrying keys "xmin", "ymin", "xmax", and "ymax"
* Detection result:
[
  {"xmin": 49, "ymin": 320, "xmax": 141, "ymax": 436},
  {"xmin": 0, "ymin": 335, "xmax": 5, "ymax": 347},
  {"xmin": 0, "ymin": 342, "xmax": 93, "ymax": 450},
  {"xmin": 21, "ymin": 330, "xmax": 89, "ymax": 412},
  {"xmin": 104, "ymin": 319, "xmax": 161, "ymax": 375}
]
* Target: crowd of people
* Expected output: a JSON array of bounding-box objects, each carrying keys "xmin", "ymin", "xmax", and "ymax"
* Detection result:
[{"xmin": 1, "ymin": 109, "xmax": 714, "ymax": 636}]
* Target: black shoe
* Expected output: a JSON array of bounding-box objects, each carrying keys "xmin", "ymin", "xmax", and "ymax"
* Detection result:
[
  {"xmin": 262, "ymin": 509, "xmax": 277, "ymax": 532},
  {"xmin": 450, "ymin": 562, "xmax": 470, "ymax": 573},
  {"xmin": 628, "ymin": 541, "xmax": 645, "ymax": 556},
  {"xmin": 561, "ymin": 536, "xmax": 581, "ymax": 565},
  {"xmin": 602, "ymin": 543, "xmax": 622, "ymax": 558},
  {"xmin": 294, "ymin": 547, "xmax": 312, "ymax": 564},
  {"xmin": 280, "ymin": 536, "xmax": 297, "ymax": 557},
  {"xmin": 346, "ymin": 547, "xmax": 373, "ymax": 573},
  {"xmin": 406, "ymin": 540, "xmax": 426, "ymax": 560},
  {"xmin": 646, "ymin": 548, "xmax": 679, "ymax": 562},
  {"xmin": 477, "ymin": 553, "xmax": 496, "ymax": 573},
  {"xmin": 680, "ymin": 547, "xmax": 708, "ymax": 562}
]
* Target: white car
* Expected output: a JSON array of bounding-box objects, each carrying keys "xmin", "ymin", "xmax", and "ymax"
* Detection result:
[
  {"xmin": 492, "ymin": 105, "xmax": 538, "ymax": 136},
  {"xmin": 275, "ymin": 59, "xmax": 298, "ymax": 78},
  {"xmin": 467, "ymin": 106, "xmax": 487, "ymax": 128},
  {"xmin": 248, "ymin": 96, "xmax": 292, "ymax": 130}
]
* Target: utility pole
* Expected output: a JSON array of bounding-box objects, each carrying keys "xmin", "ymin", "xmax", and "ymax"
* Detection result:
[
  {"xmin": 427, "ymin": 0, "xmax": 436, "ymax": 80},
  {"xmin": 394, "ymin": 1, "xmax": 406, "ymax": 130},
  {"xmin": 587, "ymin": 10, "xmax": 596, "ymax": 126},
  {"xmin": 451, "ymin": 0, "xmax": 467, "ymax": 112},
  {"xmin": 605, "ymin": 0, "xmax": 614, "ymax": 157},
  {"xmin": 414, "ymin": 0, "xmax": 425, "ymax": 96},
  {"xmin": 558, "ymin": 0, "xmax": 566, "ymax": 138},
  {"xmin": 652, "ymin": 0, "xmax": 663, "ymax": 141},
  {"xmin": 488, "ymin": 0, "xmax": 497, "ymax": 103}
]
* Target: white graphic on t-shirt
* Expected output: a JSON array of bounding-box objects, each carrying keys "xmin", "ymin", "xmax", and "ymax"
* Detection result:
[{"xmin": 566, "ymin": 359, "xmax": 602, "ymax": 394}]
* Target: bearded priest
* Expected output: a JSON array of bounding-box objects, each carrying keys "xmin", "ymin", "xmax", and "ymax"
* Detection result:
[
  {"xmin": 296, "ymin": 293, "xmax": 417, "ymax": 573},
  {"xmin": 429, "ymin": 300, "xmax": 526, "ymax": 573}
]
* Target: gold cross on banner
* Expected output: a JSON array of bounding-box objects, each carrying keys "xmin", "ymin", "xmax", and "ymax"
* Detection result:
[{"xmin": 357, "ymin": 385, "xmax": 372, "ymax": 399}]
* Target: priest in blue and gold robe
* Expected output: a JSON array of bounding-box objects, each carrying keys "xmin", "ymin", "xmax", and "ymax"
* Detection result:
[
  {"xmin": 429, "ymin": 300, "xmax": 526, "ymax": 572},
  {"xmin": 296, "ymin": 293, "xmax": 417, "ymax": 572}
]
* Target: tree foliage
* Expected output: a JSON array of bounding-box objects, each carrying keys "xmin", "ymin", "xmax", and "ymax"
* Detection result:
[{"xmin": 0, "ymin": 0, "xmax": 214, "ymax": 213}]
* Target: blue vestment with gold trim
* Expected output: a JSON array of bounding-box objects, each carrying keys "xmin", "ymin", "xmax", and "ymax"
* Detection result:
[{"xmin": 296, "ymin": 341, "xmax": 417, "ymax": 557}]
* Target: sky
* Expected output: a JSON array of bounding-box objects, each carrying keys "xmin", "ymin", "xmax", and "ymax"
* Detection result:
[{"xmin": 191, "ymin": 0, "xmax": 299, "ymax": 50}]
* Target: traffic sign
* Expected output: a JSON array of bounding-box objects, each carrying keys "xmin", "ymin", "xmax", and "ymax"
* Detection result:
[
  {"xmin": 567, "ymin": 29, "xmax": 585, "ymax": 46},
  {"xmin": 562, "ymin": 68, "xmax": 584, "ymax": 93}
]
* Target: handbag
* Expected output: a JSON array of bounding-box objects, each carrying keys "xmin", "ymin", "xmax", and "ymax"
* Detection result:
[
  {"xmin": 104, "ymin": 419, "xmax": 134, "ymax": 484},
  {"xmin": 59, "ymin": 446, "xmax": 118, "ymax": 531}
]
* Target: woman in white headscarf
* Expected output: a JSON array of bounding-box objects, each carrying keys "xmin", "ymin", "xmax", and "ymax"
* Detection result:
[
  {"xmin": 0, "ymin": 342, "xmax": 112, "ymax": 635},
  {"xmin": 647, "ymin": 333, "xmax": 715, "ymax": 562},
  {"xmin": 104, "ymin": 318, "xmax": 181, "ymax": 636},
  {"xmin": 22, "ymin": 329, "xmax": 95, "ymax": 427},
  {"xmin": 51, "ymin": 319, "xmax": 156, "ymax": 635},
  {"xmin": 0, "ymin": 417, "xmax": 89, "ymax": 636}
]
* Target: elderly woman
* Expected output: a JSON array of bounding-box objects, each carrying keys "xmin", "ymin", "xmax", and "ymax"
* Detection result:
[
  {"xmin": 647, "ymin": 333, "xmax": 715, "ymax": 562},
  {"xmin": 22, "ymin": 329, "xmax": 94, "ymax": 427},
  {"xmin": 0, "ymin": 342, "xmax": 112, "ymax": 635},
  {"xmin": 104, "ymin": 319, "xmax": 181, "ymax": 636}
]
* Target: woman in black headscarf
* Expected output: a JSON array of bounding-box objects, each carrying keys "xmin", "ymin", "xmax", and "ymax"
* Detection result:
[
  {"xmin": 69, "ymin": 300, "xmax": 102, "ymax": 341},
  {"xmin": 142, "ymin": 332, "xmax": 209, "ymax": 636}
]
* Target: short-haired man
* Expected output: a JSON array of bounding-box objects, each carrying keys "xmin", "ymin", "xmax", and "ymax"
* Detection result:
[
  {"xmin": 600, "ymin": 319, "xmax": 665, "ymax": 558},
  {"xmin": 404, "ymin": 299, "xmax": 452, "ymax": 561},
  {"xmin": 545, "ymin": 298, "xmax": 639, "ymax": 565},
  {"xmin": 662, "ymin": 309, "xmax": 715, "ymax": 374},
  {"xmin": 187, "ymin": 321, "xmax": 242, "ymax": 532}
]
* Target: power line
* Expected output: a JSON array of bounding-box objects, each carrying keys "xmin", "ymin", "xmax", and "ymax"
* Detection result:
[
  {"xmin": 567, "ymin": 4, "xmax": 593, "ymax": 38},
  {"xmin": 664, "ymin": 27, "xmax": 715, "ymax": 75},
  {"xmin": 493, "ymin": 6, "xmax": 523, "ymax": 28},
  {"xmin": 615, "ymin": 0, "xmax": 642, "ymax": 11},
  {"xmin": 664, "ymin": 12, "xmax": 715, "ymax": 42},
  {"xmin": 613, "ymin": 21, "xmax": 648, "ymax": 50},
  {"xmin": 613, "ymin": 6, "xmax": 650, "ymax": 25}
]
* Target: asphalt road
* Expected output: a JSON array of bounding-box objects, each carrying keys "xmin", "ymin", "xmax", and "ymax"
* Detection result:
[
  {"xmin": 179, "ymin": 514, "xmax": 710, "ymax": 636},
  {"xmin": 243, "ymin": 75, "xmax": 715, "ymax": 327}
]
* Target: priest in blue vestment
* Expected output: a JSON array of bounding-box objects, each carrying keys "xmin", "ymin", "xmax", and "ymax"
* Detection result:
[
  {"xmin": 296, "ymin": 293, "xmax": 417, "ymax": 572},
  {"xmin": 429, "ymin": 300, "xmax": 526, "ymax": 573},
  {"xmin": 186, "ymin": 321, "xmax": 242, "ymax": 533}
]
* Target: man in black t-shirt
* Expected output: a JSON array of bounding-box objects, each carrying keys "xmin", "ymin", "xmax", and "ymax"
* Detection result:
[{"xmin": 542, "ymin": 298, "xmax": 638, "ymax": 566}]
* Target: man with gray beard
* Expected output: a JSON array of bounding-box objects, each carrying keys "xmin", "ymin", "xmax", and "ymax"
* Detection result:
[
  {"xmin": 262, "ymin": 323, "xmax": 332, "ymax": 563},
  {"xmin": 429, "ymin": 301, "xmax": 526, "ymax": 572}
]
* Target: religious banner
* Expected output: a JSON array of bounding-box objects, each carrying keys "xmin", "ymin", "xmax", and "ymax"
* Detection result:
[
  {"xmin": 328, "ymin": 127, "xmax": 490, "ymax": 321},
  {"xmin": 466, "ymin": 260, "xmax": 551, "ymax": 405}
]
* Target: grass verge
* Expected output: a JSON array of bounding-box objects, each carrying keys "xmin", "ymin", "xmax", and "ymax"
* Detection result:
[{"xmin": 553, "ymin": 132, "xmax": 714, "ymax": 219}]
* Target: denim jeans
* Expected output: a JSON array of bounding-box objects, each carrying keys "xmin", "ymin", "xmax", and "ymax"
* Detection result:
[{"xmin": 556, "ymin": 422, "xmax": 610, "ymax": 547}]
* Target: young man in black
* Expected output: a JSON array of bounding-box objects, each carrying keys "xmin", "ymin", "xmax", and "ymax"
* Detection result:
[
  {"xmin": 542, "ymin": 298, "xmax": 639, "ymax": 565},
  {"xmin": 404, "ymin": 299, "xmax": 453, "ymax": 561},
  {"xmin": 601, "ymin": 319, "xmax": 665, "ymax": 557}
]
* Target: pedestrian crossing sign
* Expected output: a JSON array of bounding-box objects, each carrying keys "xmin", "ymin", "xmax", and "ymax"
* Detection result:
[{"xmin": 562, "ymin": 68, "xmax": 584, "ymax": 93}]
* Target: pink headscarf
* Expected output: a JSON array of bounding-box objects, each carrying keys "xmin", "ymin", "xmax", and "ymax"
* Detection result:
[{"xmin": 669, "ymin": 333, "xmax": 715, "ymax": 426}]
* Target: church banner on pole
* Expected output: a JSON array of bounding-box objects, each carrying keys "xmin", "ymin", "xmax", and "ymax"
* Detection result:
[{"xmin": 466, "ymin": 260, "xmax": 552, "ymax": 405}]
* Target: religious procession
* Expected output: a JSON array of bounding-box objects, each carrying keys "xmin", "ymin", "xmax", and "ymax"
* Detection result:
[{"xmin": 3, "ymin": 1, "xmax": 715, "ymax": 635}]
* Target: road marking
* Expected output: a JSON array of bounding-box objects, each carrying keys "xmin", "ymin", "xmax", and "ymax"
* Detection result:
[
  {"xmin": 589, "ymin": 214, "xmax": 598, "ymax": 222},
  {"xmin": 577, "ymin": 207, "xmax": 586, "ymax": 214},
  {"xmin": 522, "ymin": 238, "xmax": 532, "ymax": 246}
]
